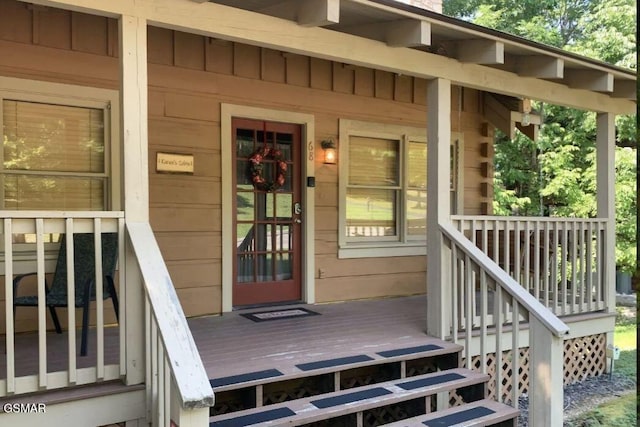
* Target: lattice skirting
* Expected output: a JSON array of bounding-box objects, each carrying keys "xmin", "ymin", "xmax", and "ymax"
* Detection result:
[{"xmin": 461, "ymin": 333, "xmax": 606, "ymax": 404}]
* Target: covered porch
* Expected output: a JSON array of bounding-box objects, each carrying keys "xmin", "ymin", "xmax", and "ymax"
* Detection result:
[{"xmin": 0, "ymin": 0, "xmax": 634, "ymax": 426}]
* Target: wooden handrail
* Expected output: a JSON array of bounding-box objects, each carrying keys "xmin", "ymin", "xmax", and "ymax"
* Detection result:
[
  {"xmin": 440, "ymin": 222, "xmax": 569, "ymax": 337},
  {"xmin": 126, "ymin": 222, "xmax": 214, "ymax": 409}
]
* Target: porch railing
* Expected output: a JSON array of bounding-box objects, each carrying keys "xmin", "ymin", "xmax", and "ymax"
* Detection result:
[
  {"xmin": 440, "ymin": 222, "xmax": 569, "ymax": 427},
  {"xmin": 127, "ymin": 222, "xmax": 213, "ymax": 426},
  {"xmin": 452, "ymin": 215, "xmax": 608, "ymax": 316},
  {"xmin": 1, "ymin": 212, "xmax": 125, "ymax": 396},
  {"xmin": 1, "ymin": 213, "xmax": 212, "ymax": 426}
]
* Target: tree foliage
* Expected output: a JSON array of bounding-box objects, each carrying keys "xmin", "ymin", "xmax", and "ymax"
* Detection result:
[{"xmin": 443, "ymin": 0, "xmax": 637, "ymax": 273}]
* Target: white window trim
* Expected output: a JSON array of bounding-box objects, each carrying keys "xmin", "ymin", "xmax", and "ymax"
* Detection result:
[
  {"xmin": 0, "ymin": 76, "xmax": 120, "ymax": 274},
  {"xmin": 338, "ymin": 119, "xmax": 463, "ymax": 259}
]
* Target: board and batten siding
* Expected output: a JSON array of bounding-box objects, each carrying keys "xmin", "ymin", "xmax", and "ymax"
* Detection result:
[{"xmin": 0, "ymin": 1, "xmax": 491, "ymax": 323}]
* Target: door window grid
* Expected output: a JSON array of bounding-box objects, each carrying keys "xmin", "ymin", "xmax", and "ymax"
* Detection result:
[{"xmin": 235, "ymin": 126, "xmax": 295, "ymax": 283}]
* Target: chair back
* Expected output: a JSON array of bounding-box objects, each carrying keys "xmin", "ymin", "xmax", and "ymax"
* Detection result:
[{"xmin": 49, "ymin": 233, "xmax": 119, "ymax": 305}]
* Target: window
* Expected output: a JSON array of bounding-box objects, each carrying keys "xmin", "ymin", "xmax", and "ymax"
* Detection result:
[
  {"xmin": 339, "ymin": 119, "xmax": 462, "ymax": 258},
  {"xmin": 2, "ymin": 99, "xmax": 109, "ymax": 211},
  {"xmin": 0, "ymin": 77, "xmax": 119, "ymax": 252}
]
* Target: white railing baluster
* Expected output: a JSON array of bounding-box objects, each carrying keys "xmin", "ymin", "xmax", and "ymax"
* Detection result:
[
  {"xmin": 578, "ymin": 221, "xmax": 585, "ymax": 312},
  {"xmin": 523, "ymin": 220, "xmax": 530, "ymax": 293},
  {"xmin": 36, "ymin": 218, "xmax": 47, "ymax": 389},
  {"xmin": 464, "ymin": 253, "xmax": 472, "ymax": 368},
  {"xmin": 145, "ymin": 295, "xmax": 152, "ymax": 423},
  {"xmin": 586, "ymin": 222, "xmax": 593, "ymax": 312},
  {"xmin": 4, "ymin": 219, "xmax": 15, "ymax": 394},
  {"xmin": 511, "ymin": 299, "xmax": 519, "ymax": 408},
  {"xmin": 164, "ymin": 357, "xmax": 171, "ymax": 427},
  {"xmin": 151, "ymin": 315, "xmax": 159, "ymax": 427},
  {"xmin": 66, "ymin": 219, "xmax": 77, "ymax": 384},
  {"xmin": 451, "ymin": 243, "xmax": 458, "ymax": 341},
  {"xmin": 494, "ymin": 289, "xmax": 503, "ymax": 403},
  {"xmin": 94, "ymin": 219, "xmax": 105, "ymax": 379},
  {"xmin": 514, "ymin": 220, "xmax": 521, "ymax": 286},
  {"xmin": 596, "ymin": 222, "xmax": 603, "ymax": 308},
  {"xmin": 543, "ymin": 221, "xmax": 550, "ymax": 309},
  {"xmin": 570, "ymin": 221, "xmax": 578, "ymax": 314},
  {"xmin": 533, "ymin": 220, "xmax": 540, "ymax": 301},
  {"xmin": 479, "ymin": 269, "xmax": 487, "ymax": 375},
  {"xmin": 158, "ymin": 336, "xmax": 165, "ymax": 427},
  {"xmin": 561, "ymin": 222, "xmax": 568, "ymax": 315},
  {"xmin": 118, "ymin": 217, "xmax": 126, "ymax": 377}
]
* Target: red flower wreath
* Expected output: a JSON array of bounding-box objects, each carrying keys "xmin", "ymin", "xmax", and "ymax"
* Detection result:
[{"xmin": 249, "ymin": 146, "xmax": 287, "ymax": 192}]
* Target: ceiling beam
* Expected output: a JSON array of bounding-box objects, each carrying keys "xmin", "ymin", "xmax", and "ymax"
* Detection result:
[
  {"xmin": 611, "ymin": 80, "xmax": 637, "ymax": 101},
  {"xmin": 386, "ymin": 19, "xmax": 431, "ymax": 48},
  {"xmin": 457, "ymin": 39, "xmax": 504, "ymax": 65},
  {"xmin": 298, "ymin": 0, "xmax": 340, "ymax": 27},
  {"xmin": 517, "ymin": 55, "xmax": 564, "ymax": 79},
  {"xmin": 565, "ymin": 69, "xmax": 614, "ymax": 93},
  {"xmin": 19, "ymin": 0, "xmax": 635, "ymax": 114}
]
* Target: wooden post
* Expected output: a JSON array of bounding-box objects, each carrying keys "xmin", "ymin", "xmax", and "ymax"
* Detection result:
[
  {"xmin": 120, "ymin": 14, "xmax": 149, "ymax": 385},
  {"xmin": 596, "ymin": 113, "xmax": 616, "ymax": 313},
  {"xmin": 596, "ymin": 112, "xmax": 616, "ymax": 365},
  {"xmin": 426, "ymin": 78, "xmax": 452, "ymax": 340},
  {"xmin": 529, "ymin": 316, "xmax": 564, "ymax": 427}
]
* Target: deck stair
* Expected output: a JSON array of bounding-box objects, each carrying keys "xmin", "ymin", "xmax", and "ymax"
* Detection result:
[{"xmin": 208, "ymin": 339, "xmax": 519, "ymax": 426}]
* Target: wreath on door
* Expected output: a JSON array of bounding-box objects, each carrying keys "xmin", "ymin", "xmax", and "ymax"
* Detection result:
[{"xmin": 249, "ymin": 146, "xmax": 287, "ymax": 192}]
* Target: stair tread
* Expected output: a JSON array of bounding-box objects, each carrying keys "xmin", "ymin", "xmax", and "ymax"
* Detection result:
[
  {"xmin": 210, "ymin": 368, "xmax": 489, "ymax": 427},
  {"xmin": 384, "ymin": 399, "xmax": 520, "ymax": 427},
  {"xmin": 210, "ymin": 339, "xmax": 463, "ymax": 391}
]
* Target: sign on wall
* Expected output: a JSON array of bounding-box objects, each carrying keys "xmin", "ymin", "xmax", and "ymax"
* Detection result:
[{"xmin": 156, "ymin": 152, "xmax": 194, "ymax": 174}]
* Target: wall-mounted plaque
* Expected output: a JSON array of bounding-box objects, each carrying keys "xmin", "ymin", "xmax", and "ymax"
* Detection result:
[{"xmin": 156, "ymin": 152, "xmax": 194, "ymax": 174}]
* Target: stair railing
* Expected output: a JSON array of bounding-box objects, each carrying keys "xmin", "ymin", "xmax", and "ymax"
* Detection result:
[
  {"xmin": 127, "ymin": 222, "xmax": 213, "ymax": 427},
  {"xmin": 440, "ymin": 222, "xmax": 569, "ymax": 427}
]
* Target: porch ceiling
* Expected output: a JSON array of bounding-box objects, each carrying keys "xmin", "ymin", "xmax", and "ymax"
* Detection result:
[{"xmin": 206, "ymin": 0, "xmax": 637, "ymax": 104}]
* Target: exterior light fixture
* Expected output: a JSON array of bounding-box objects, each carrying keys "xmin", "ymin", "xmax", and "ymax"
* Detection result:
[
  {"xmin": 321, "ymin": 139, "xmax": 337, "ymax": 164},
  {"xmin": 521, "ymin": 112, "xmax": 531, "ymax": 126}
]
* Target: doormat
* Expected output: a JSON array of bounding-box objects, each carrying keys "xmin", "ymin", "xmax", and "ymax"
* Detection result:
[{"xmin": 240, "ymin": 307, "xmax": 320, "ymax": 322}]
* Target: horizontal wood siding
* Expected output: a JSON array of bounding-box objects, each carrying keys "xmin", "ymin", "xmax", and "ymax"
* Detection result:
[{"xmin": 0, "ymin": 1, "xmax": 489, "ymax": 316}]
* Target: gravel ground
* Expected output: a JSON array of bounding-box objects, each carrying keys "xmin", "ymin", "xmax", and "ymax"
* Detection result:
[
  {"xmin": 518, "ymin": 300, "xmax": 637, "ymax": 426},
  {"xmin": 516, "ymin": 372, "xmax": 637, "ymax": 426}
]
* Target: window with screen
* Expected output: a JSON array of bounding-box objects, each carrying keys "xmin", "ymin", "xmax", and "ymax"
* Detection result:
[{"xmin": 339, "ymin": 119, "xmax": 462, "ymax": 258}]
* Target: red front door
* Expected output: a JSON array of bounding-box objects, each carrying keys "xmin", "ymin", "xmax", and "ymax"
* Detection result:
[{"xmin": 232, "ymin": 118, "xmax": 303, "ymax": 306}]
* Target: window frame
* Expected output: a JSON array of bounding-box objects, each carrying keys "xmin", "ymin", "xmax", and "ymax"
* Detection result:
[
  {"xmin": 0, "ymin": 76, "xmax": 120, "ymax": 273},
  {"xmin": 338, "ymin": 119, "xmax": 463, "ymax": 259}
]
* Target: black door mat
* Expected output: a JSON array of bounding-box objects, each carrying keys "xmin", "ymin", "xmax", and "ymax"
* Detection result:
[{"xmin": 240, "ymin": 307, "xmax": 320, "ymax": 322}]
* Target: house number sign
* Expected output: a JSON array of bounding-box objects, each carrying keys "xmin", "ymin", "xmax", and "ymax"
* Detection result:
[{"xmin": 156, "ymin": 152, "xmax": 194, "ymax": 174}]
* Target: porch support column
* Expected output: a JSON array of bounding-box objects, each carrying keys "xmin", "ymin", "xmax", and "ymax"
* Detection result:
[
  {"xmin": 529, "ymin": 317, "xmax": 564, "ymax": 427},
  {"xmin": 426, "ymin": 78, "xmax": 452, "ymax": 339},
  {"xmin": 596, "ymin": 112, "xmax": 616, "ymax": 370},
  {"xmin": 596, "ymin": 113, "xmax": 616, "ymax": 314},
  {"xmin": 120, "ymin": 14, "xmax": 149, "ymax": 385}
]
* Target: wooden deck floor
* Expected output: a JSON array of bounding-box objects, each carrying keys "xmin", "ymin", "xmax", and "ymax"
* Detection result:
[
  {"xmin": 1, "ymin": 295, "xmax": 432, "ymax": 382},
  {"xmin": 190, "ymin": 295, "xmax": 431, "ymax": 380}
]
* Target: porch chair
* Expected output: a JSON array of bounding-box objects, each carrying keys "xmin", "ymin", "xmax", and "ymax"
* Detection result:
[{"xmin": 13, "ymin": 233, "xmax": 119, "ymax": 357}]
